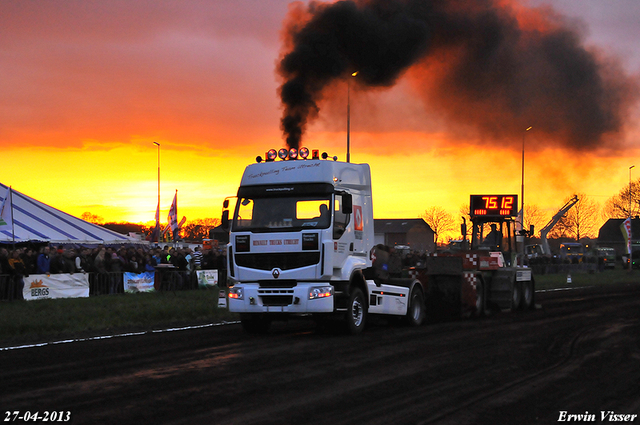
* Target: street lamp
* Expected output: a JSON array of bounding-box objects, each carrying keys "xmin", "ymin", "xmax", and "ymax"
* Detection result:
[
  {"xmin": 154, "ymin": 141, "xmax": 160, "ymax": 244},
  {"xmin": 347, "ymin": 71, "xmax": 358, "ymax": 163},
  {"xmin": 629, "ymin": 165, "xmax": 635, "ymax": 271},
  {"xmin": 520, "ymin": 126, "xmax": 532, "ymax": 258}
]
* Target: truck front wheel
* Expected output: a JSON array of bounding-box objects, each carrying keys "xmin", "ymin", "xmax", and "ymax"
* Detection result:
[{"xmin": 346, "ymin": 287, "xmax": 367, "ymax": 334}]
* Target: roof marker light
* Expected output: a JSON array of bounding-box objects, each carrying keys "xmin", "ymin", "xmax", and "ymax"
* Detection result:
[
  {"xmin": 312, "ymin": 150, "xmax": 319, "ymax": 160},
  {"xmin": 289, "ymin": 148, "xmax": 298, "ymax": 160},
  {"xmin": 266, "ymin": 149, "xmax": 277, "ymax": 161},
  {"xmin": 299, "ymin": 147, "xmax": 309, "ymax": 159},
  {"xmin": 278, "ymin": 148, "xmax": 288, "ymax": 160},
  {"xmin": 256, "ymin": 156, "xmax": 263, "ymax": 163}
]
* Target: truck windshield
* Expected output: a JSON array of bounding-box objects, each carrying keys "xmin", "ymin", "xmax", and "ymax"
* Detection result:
[{"xmin": 233, "ymin": 195, "xmax": 331, "ymax": 232}]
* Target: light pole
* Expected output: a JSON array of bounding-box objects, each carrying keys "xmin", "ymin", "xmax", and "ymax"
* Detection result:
[
  {"xmin": 154, "ymin": 141, "xmax": 160, "ymax": 243},
  {"xmin": 347, "ymin": 71, "xmax": 358, "ymax": 163},
  {"xmin": 520, "ymin": 126, "xmax": 532, "ymax": 259},
  {"xmin": 629, "ymin": 165, "xmax": 635, "ymax": 271}
]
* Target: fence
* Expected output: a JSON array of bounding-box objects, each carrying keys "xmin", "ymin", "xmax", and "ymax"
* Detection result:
[{"xmin": 0, "ymin": 269, "xmax": 224, "ymax": 301}]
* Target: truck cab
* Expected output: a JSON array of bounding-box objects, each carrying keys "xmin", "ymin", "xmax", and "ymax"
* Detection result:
[{"xmin": 226, "ymin": 149, "xmax": 383, "ymax": 333}]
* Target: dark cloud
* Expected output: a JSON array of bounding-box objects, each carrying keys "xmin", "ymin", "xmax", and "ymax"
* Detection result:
[{"xmin": 278, "ymin": 0, "xmax": 639, "ymax": 149}]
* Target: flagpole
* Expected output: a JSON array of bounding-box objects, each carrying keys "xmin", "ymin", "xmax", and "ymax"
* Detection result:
[{"xmin": 153, "ymin": 142, "xmax": 161, "ymax": 244}]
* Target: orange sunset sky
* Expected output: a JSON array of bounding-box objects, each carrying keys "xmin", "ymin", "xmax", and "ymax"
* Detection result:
[{"xmin": 2, "ymin": 0, "xmax": 640, "ymax": 236}]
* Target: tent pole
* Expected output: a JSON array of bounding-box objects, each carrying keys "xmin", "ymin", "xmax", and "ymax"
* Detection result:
[{"xmin": 10, "ymin": 187, "xmax": 15, "ymax": 250}]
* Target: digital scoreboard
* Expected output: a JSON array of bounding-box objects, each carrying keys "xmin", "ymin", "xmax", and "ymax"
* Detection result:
[{"xmin": 470, "ymin": 195, "xmax": 518, "ymax": 218}]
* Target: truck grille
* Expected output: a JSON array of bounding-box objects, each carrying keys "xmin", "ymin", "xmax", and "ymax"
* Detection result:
[
  {"xmin": 258, "ymin": 289, "xmax": 295, "ymax": 306},
  {"xmin": 235, "ymin": 252, "xmax": 320, "ymax": 271}
]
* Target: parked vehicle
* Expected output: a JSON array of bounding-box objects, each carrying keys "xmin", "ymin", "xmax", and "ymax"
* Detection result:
[
  {"xmin": 596, "ymin": 247, "xmax": 616, "ymax": 269},
  {"xmin": 559, "ymin": 242, "xmax": 585, "ymax": 263}
]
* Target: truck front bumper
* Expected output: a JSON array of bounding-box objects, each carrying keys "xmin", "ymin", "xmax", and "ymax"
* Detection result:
[{"xmin": 228, "ymin": 283, "xmax": 335, "ymax": 314}]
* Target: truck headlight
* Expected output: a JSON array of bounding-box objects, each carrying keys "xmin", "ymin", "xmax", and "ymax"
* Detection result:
[
  {"xmin": 228, "ymin": 287, "xmax": 244, "ymax": 300},
  {"xmin": 309, "ymin": 286, "xmax": 333, "ymax": 300}
]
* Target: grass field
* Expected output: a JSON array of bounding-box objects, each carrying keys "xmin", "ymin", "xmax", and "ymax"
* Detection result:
[
  {"xmin": 1, "ymin": 269, "xmax": 637, "ymax": 346},
  {"xmin": 0, "ymin": 288, "xmax": 238, "ymax": 346},
  {"xmin": 534, "ymin": 268, "xmax": 638, "ymax": 290}
]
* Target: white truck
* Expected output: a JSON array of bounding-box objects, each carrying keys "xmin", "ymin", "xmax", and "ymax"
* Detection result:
[
  {"xmin": 224, "ymin": 149, "xmax": 534, "ymax": 334},
  {"xmin": 224, "ymin": 149, "xmax": 426, "ymax": 333}
]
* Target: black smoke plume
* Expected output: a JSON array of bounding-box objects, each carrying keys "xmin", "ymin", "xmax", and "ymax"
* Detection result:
[{"xmin": 277, "ymin": 0, "xmax": 638, "ymax": 150}]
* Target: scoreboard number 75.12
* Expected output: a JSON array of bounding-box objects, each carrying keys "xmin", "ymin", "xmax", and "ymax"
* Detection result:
[{"xmin": 470, "ymin": 195, "xmax": 518, "ymax": 218}]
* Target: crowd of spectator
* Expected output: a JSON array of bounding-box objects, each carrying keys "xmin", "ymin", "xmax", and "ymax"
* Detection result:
[{"xmin": 0, "ymin": 244, "xmax": 227, "ymax": 300}]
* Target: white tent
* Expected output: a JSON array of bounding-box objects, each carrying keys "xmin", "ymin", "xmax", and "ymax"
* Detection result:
[{"xmin": 0, "ymin": 183, "xmax": 146, "ymax": 246}]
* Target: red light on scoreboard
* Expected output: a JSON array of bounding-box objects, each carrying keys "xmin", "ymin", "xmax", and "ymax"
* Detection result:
[{"xmin": 470, "ymin": 195, "xmax": 518, "ymax": 218}]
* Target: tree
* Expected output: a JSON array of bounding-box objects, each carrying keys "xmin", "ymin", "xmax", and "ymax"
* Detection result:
[
  {"xmin": 422, "ymin": 206, "xmax": 457, "ymax": 245},
  {"xmin": 602, "ymin": 178, "xmax": 640, "ymax": 219},
  {"xmin": 81, "ymin": 212, "xmax": 104, "ymax": 225},
  {"xmin": 181, "ymin": 218, "xmax": 221, "ymax": 241},
  {"xmin": 523, "ymin": 204, "xmax": 548, "ymax": 238},
  {"xmin": 102, "ymin": 221, "xmax": 150, "ymax": 235},
  {"xmin": 549, "ymin": 193, "xmax": 600, "ymax": 241}
]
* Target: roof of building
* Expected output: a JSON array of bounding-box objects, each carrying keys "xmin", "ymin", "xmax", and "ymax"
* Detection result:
[
  {"xmin": 598, "ymin": 218, "xmax": 640, "ymax": 243},
  {"xmin": 373, "ymin": 218, "xmax": 432, "ymax": 234}
]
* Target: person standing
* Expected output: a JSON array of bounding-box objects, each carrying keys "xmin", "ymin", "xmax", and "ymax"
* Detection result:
[
  {"xmin": 21, "ymin": 248, "xmax": 36, "ymax": 274},
  {"xmin": 94, "ymin": 248, "xmax": 108, "ymax": 294},
  {"xmin": 0, "ymin": 248, "xmax": 11, "ymax": 300},
  {"xmin": 8, "ymin": 250, "xmax": 26, "ymax": 300},
  {"xmin": 36, "ymin": 246, "xmax": 50, "ymax": 274},
  {"xmin": 192, "ymin": 247, "xmax": 203, "ymax": 270}
]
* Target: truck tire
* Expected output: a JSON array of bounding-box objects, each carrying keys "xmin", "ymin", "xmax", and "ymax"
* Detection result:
[
  {"xmin": 346, "ymin": 287, "xmax": 367, "ymax": 334},
  {"xmin": 405, "ymin": 286, "xmax": 425, "ymax": 326},
  {"xmin": 511, "ymin": 280, "xmax": 522, "ymax": 311},
  {"xmin": 521, "ymin": 279, "xmax": 534, "ymax": 310},
  {"xmin": 240, "ymin": 313, "xmax": 271, "ymax": 334}
]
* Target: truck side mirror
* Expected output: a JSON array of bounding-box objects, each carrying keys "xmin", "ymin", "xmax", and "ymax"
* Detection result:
[
  {"xmin": 221, "ymin": 210, "xmax": 229, "ymax": 231},
  {"xmin": 342, "ymin": 194, "xmax": 353, "ymax": 214},
  {"xmin": 223, "ymin": 199, "xmax": 229, "ymax": 209},
  {"xmin": 529, "ymin": 225, "xmax": 534, "ymax": 236},
  {"xmin": 461, "ymin": 222, "xmax": 467, "ymax": 236}
]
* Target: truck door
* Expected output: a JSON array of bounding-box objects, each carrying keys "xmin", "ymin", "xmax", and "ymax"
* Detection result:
[{"xmin": 333, "ymin": 193, "xmax": 352, "ymax": 267}]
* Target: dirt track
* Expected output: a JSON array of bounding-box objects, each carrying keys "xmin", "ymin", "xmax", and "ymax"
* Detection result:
[{"xmin": 1, "ymin": 283, "xmax": 640, "ymax": 425}]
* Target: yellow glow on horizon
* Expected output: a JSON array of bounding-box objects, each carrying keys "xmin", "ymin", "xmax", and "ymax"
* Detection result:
[{"xmin": 2, "ymin": 137, "xmax": 638, "ymax": 238}]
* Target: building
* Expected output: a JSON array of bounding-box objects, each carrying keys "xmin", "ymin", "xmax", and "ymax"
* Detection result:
[
  {"xmin": 597, "ymin": 218, "xmax": 640, "ymax": 257},
  {"xmin": 373, "ymin": 219, "xmax": 435, "ymax": 253}
]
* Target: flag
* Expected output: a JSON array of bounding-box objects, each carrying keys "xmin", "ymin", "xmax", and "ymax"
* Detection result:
[
  {"xmin": 168, "ymin": 191, "xmax": 178, "ymax": 235},
  {"xmin": 515, "ymin": 207, "xmax": 523, "ymax": 238},
  {"xmin": 0, "ymin": 186, "xmax": 12, "ymax": 228},
  {"xmin": 621, "ymin": 218, "xmax": 632, "ymax": 254}
]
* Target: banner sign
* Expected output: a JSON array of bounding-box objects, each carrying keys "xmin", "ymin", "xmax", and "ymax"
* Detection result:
[
  {"xmin": 23, "ymin": 274, "xmax": 90, "ymax": 301},
  {"xmin": 197, "ymin": 269, "xmax": 219, "ymax": 288},
  {"xmin": 621, "ymin": 218, "xmax": 632, "ymax": 254},
  {"xmin": 124, "ymin": 271, "xmax": 156, "ymax": 293}
]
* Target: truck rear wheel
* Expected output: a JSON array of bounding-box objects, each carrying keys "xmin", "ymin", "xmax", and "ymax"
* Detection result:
[
  {"xmin": 405, "ymin": 286, "xmax": 425, "ymax": 326},
  {"xmin": 346, "ymin": 287, "xmax": 367, "ymax": 334},
  {"xmin": 240, "ymin": 314, "xmax": 271, "ymax": 334}
]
